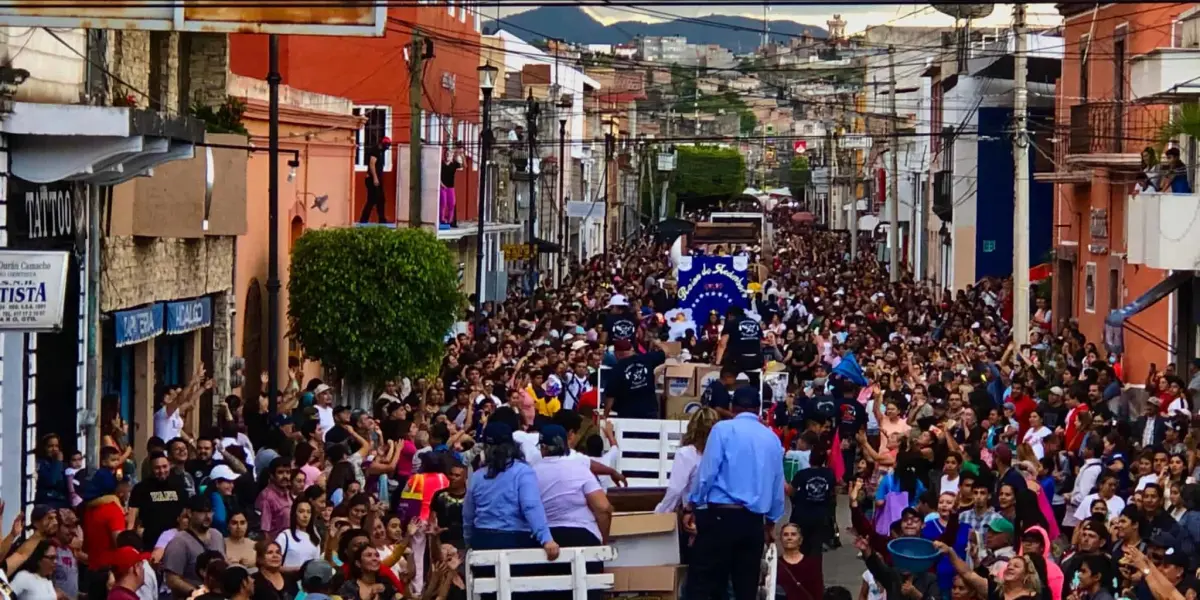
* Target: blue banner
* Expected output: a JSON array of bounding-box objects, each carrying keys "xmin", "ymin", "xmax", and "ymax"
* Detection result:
[
  {"xmin": 114, "ymin": 303, "xmax": 163, "ymax": 347},
  {"xmin": 676, "ymin": 255, "xmax": 750, "ymax": 320},
  {"xmin": 165, "ymin": 297, "xmax": 212, "ymax": 335}
]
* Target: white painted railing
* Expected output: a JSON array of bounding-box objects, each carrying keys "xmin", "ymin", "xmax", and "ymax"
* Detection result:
[
  {"xmin": 465, "ymin": 546, "xmax": 617, "ymax": 600},
  {"xmin": 608, "ymin": 418, "xmax": 686, "ymax": 487},
  {"xmin": 762, "ymin": 544, "xmax": 779, "ymax": 600}
]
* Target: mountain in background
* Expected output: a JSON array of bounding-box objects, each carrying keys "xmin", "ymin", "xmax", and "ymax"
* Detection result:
[{"xmin": 484, "ymin": 7, "xmax": 827, "ymax": 53}]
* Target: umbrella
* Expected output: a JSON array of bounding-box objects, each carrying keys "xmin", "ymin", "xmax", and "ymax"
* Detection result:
[
  {"xmin": 790, "ymin": 211, "xmax": 815, "ymax": 223},
  {"xmin": 652, "ymin": 218, "xmax": 695, "ymax": 241}
]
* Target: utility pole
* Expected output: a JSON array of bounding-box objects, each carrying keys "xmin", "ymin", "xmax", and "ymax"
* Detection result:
[
  {"xmin": 526, "ymin": 93, "xmax": 540, "ymax": 308},
  {"xmin": 888, "ymin": 45, "xmax": 900, "ymax": 283},
  {"xmin": 1012, "ymin": 3, "xmax": 1032, "ymax": 346},
  {"xmin": 408, "ymin": 31, "xmax": 425, "ymax": 228},
  {"xmin": 603, "ymin": 129, "xmax": 615, "ymax": 270},
  {"xmin": 266, "ymin": 34, "xmax": 281, "ymax": 414}
]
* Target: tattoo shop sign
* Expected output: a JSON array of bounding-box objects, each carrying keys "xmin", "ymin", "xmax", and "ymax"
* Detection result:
[{"xmin": 0, "ymin": 250, "xmax": 70, "ymax": 332}]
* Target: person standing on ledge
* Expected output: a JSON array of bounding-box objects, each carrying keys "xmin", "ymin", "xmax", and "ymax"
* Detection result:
[
  {"xmin": 686, "ymin": 386, "xmax": 784, "ymax": 600},
  {"xmin": 360, "ymin": 136, "xmax": 391, "ymax": 224}
]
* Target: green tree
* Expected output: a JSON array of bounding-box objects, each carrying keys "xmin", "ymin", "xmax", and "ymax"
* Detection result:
[
  {"xmin": 288, "ymin": 227, "xmax": 463, "ymax": 396},
  {"xmin": 788, "ymin": 155, "xmax": 811, "ymax": 200},
  {"xmin": 739, "ymin": 111, "xmax": 758, "ymax": 135},
  {"xmin": 671, "ymin": 145, "xmax": 746, "ymax": 211}
]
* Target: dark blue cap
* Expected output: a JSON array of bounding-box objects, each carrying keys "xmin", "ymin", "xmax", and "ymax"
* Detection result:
[
  {"xmin": 483, "ymin": 422, "xmax": 514, "ymax": 445},
  {"xmin": 539, "ymin": 424, "xmax": 568, "ymax": 445},
  {"xmin": 732, "ymin": 386, "xmax": 761, "ymax": 410}
]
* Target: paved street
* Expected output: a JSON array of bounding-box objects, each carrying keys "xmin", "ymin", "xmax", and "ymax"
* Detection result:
[{"xmin": 778, "ymin": 494, "xmax": 867, "ymax": 593}]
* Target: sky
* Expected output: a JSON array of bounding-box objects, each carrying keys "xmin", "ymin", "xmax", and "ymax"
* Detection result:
[{"xmin": 494, "ymin": 3, "xmax": 1064, "ymax": 32}]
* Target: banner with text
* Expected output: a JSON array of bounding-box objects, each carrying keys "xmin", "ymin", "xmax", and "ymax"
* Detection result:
[{"xmin": 676, "ymin": 255, "xmax": 750, "ymax": 321}]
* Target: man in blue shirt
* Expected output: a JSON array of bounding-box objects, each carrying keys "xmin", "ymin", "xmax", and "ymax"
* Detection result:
[{"xmin": 686, "ymin": 386, "xmax": 785, "ymax": 600}]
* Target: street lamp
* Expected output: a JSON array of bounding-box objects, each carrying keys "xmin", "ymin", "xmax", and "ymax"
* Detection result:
[
  {"xmin": 557, "ymin": 93, "xmax": 572, "ymax": 286},
  {"xmin": 474, "ymin": 63, "xmax": 498, "ymax": 336}
]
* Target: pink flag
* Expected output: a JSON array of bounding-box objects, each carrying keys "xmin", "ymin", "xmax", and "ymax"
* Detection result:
[{"xmin": 830, "ymin": 430, "xmax": 845, "ymax": 481}]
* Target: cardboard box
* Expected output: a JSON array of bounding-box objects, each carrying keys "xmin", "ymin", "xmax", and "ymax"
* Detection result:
[
  {"xmin": 608, "ymin": 512, "xmax": 681, "ymax": 567},
  {"xmin": 692, "ymin": 366, "xmax": 721, "ymax": 395},
  {"xmin": 607, "ymin": 565, "xmax": 687, "ymax": 596},
  {"xmin": 663, "ymin": 364, "xmax": 697, "ymax": 398},
  {"xmin": 660, "ymin": 341, "xmax": 682, "ymax": 359},
  {"xmin": 608, "ymin": 489, "xmax": 667, "ymax": 513},
  {"xmin": 664, "ymin": 395, "xmax": 701, "ymax": 420}
]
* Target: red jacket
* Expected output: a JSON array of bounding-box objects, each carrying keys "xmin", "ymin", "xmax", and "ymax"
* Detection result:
[{"xmin": 1011, "ymin": 393, "xmax": 1038, "ymax": 436}]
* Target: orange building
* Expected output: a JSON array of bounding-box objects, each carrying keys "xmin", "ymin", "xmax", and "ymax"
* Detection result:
[
  {"xmin": 1043, "ymin": 4, "xmax": 1194, "ymax": 380},
  {"xmin": 229, "ymin": 5, "xmax": 484, "ymax": 227},
  {"xmin": 228, "ymin": 75, "xmax": 364, "ymax": 396}
]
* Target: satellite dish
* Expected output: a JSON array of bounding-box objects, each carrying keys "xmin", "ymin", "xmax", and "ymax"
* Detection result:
[{"xmin": 931, "ymin": 4, "xmax": 994, "ymax": 19}]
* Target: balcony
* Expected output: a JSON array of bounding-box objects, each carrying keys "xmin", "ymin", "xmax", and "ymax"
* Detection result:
[
  {"xmin": 1131, "ymin": 48, "xmax": 1200, "ymax": 102},
  {"xmin": 1126, "ymin": 191, "xmax": 1200, "ymax": 271},
  {"xmin": 933, "ymin": 170, "xmax": 953, "ymax": 223},
  {"xmin": 1067, "ymin": 102, "xmax": 1166, "ymax": 168}
]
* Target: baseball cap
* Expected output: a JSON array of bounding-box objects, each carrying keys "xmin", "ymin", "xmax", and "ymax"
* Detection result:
[
  {"xmin": 1003, "ymin": 401, "xmax": 1016, "ymax": 411},
  {"xmin": 986, "ymin": 517, "xmax": 1015, "ymax": 535},
  {"xmin": 31, "ymin": 505, "xmax": 53, "ymax": 523},
  {"xmin": 110, "ymin": 546, "xmax": 151, "ymax": 572},
  {"xmin": 1049, "ymin": 386, "xmax": 1064, "ymax": 396},
  {"xmin": 607, "ymin": 294, "xmax": 629, "ymax": 307},
  {"xmin": 538, "ymin": 424, "xmax": 568, "ymax": 446},
  {"xmin": 613, "ymin": 340, "xmax": 633, "ymax": 352},
  {"xmin": 992, "ymin": 444, "xmax": 1013, "ymax": 462},
  {"xmin": 314, "ymin": 383, "xmax": 332, "ymax": 396},
  {"xmin": 732, "ymin": 386, "xmax": 760, "ymax": 410},
  {"xmin": 1148, "ymin": 532, "xmax": 1179, "ymax": 549},
  {"xmin": 483, "ymin": 422, "xmax": 514, "ymax": 445},
  {"xmin": 209, "ymin": 465, "xmax": 238, "ymax": 482},
  {"xmin": 380, "ymin": 136, "xmax": 392, "ymax": 145},
  {"xmin": 301, "ymin": 559, "xmax": 337, "ymax": 587},
  {"xmin": 1162, "ymin": 547, "xmax": 1190, "ymax": 568}
]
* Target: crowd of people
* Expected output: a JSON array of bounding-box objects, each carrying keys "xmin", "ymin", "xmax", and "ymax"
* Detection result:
[{"xmin": 19, "ymin": 205, "xmax": 1200, "ymax": 600}]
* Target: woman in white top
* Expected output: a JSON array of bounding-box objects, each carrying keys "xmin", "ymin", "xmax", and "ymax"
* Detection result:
[
  {"xmin": 655, "ymin": 408, "xmax": 719, "ymax": 514},
  {"xmin": 10, "ymin": 540, "xmax": 58, "ymax": 600},
  {"xmin": 1073, "ymin": 472, "xmax": 1125, "ymax": 523},
  {"xmin": 1021, "ymin": 410, "xmax": 1053, "ymax": 460},
  {"xmin": 275, "ymin": 498, "xmax": 321, "ymax": 572}
]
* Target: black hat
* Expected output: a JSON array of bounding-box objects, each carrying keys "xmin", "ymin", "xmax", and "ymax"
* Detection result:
[
  {"xmin": 187, "ymin": 494, "xmax": 213, "ymax": 513},
  {"xmin": 732, "ymin": 386, "xmax": 760, "ymax": 410}
]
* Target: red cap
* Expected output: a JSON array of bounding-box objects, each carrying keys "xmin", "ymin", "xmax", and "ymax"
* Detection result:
[
  {"xmin": 613, "ymin": 340, "xmax": 633, "ymax": 352},
  {"xmin": 380, "ymin": 136, "xmax": 392, "ymax": 145},
  {"xmin": 109, "ymin": 547, "xmax": 151, "ymax": 572},
  {"xmin": 579, "ymin": 388, "xmax": 599, "ymax": 411}
]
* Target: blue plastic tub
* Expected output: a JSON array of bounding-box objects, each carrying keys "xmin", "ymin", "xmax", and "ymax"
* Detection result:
[{"xmin": 887, "ymin": 537, "xmax": 940, "ymax": 573}]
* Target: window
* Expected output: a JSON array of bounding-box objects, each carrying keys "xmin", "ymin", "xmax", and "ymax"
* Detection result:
[
  {"xmin": 1085, "ymin": 262, "xmax": 1097, "ymax": 313},
  {"xmin": 1109, "ymin": 268, "xmax": 1121, "ymax": 311},
  {"xmin": 461, "ymin": 0, "xmax": 468, "ymax": 22},
  {"xmin": 352, "ymin": 105, "xmax": 393, "ymax": 172},
  {"xmin": 474, "ymin": 3, "xmax": 482, "ymax": 32},
  {"xmin": 449, "ymin": 0, "xmax": 455, "ymax": 17},
  {"xmin": 1114, "ymin": 26, "xmax": 1127, "ymax": 102}
]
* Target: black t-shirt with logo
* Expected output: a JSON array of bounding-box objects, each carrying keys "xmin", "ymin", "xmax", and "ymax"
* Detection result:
[
  {"xmin": 604, "ymin": 311, "xmax": 638, "ymax": 343},
  {"xmin": 130, "ymin": 476, "xmax": 189, "ymax": 548},
  {"xmin": 790, "ymin": 466, "xmax": 836, "ymax": 511},
  {"xmin": 608, "ymin": 350, "xmax": 667, "ymax": 418},
  {"xmin": 722, "ymin": 317, "xmax": 762, "ymax": 356},
  {"xmin": 701, "ymin": 380, "xmax": 732, "ymax": 411}
]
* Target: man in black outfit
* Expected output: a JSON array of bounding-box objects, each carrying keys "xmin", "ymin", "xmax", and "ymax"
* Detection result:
[
  {"xmin": 716, "ymin": 306, "xmax": 763, "ymax": 380},
  {"xmin": 360, "ymin": 136, "xmax": 391, "ymax": 223}
]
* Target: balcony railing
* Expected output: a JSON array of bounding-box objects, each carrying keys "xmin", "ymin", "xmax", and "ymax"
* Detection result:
[{"xmin": 1068, "ymin": 102, "xmax": 1166, "ymax": 156}]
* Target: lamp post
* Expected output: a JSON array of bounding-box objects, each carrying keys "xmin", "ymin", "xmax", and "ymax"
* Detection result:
[
  {"xmin": 474, "ymin": 63, "xmax": 497, "ymax": 336},
  {"xmin": 557, "ymin": 93, "xmax": 572, "ymax": 287},
  {"xmin": 526, "ymin": 93, "xmax": 540, "ymax": 309},
  {"xmin": 603, "ymin": 118, "xmax": 616, "ymax": 270}
]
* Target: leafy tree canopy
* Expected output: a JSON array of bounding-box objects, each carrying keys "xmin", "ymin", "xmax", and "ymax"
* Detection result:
[
  {"xmin": 671, "ymin": 145, "xmax": 746, "ymax": 208},
  {"xmin": 789, "ymin": 155, "xmax": 811, "ymax": 199},
  {"xmin": 288, "ymin": 227, "xmax": 464, "ymax": 384}
]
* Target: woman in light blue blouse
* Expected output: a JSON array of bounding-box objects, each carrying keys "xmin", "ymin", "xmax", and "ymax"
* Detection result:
[{"xmin": 464, "ymin": 422, "xmax": 561, "ymax": 560}]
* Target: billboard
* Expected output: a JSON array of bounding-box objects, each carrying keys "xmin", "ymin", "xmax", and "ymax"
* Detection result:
[{"xmin": 0, "ymin": 1, "xmax": 386, "ymax": 37}]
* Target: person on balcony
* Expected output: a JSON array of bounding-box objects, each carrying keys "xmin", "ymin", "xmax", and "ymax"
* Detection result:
[
  {"xmin": 440, "ymin": 143, "xmax": 463, "ymax": 228},
  {"xmin": 1161, "ymin": 147, "xmax": 1192, "ymax": 194}
]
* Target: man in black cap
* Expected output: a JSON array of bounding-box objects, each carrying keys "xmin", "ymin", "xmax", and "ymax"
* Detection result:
[
  {"xmin": 1137, "ymin": 533, "xmax": 1194, "ymax": 598},
  {"xmin": 604, "ymin": 338, "xmax": 669, "ymax": 419},
  {"xmin": 161, "ymin": 495, "xmax": 226, "ymax": 600},
  {"xmin": 686, "ymin": 385, "xmax": 783, "ymax": 600}
]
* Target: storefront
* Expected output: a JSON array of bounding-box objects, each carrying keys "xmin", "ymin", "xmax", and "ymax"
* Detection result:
[{"xmin": 103, "ymin": 295, "xmax": 214, "ymax": 451}]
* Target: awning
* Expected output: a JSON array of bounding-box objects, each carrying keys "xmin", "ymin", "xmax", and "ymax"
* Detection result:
[
  {"xmin": 3, "ymin": 102, "xmax": 203, "ymax": 185},
  {"xmin": 1104, "ymin": 270, "xmax": 1193, "ymax": 354}
]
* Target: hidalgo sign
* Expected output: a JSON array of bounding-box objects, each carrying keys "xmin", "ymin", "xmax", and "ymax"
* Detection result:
[{"xmin": 0, "ymin": 2, "xmax": 386, "ymax": 36}]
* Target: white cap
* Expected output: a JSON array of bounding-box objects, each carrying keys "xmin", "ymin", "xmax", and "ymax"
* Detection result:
[
  {"xmin": 210, "ymin": 464, "xmax": 238, "ymax": 482},
  {"xmin": 607, "ymin": 294, "xmax": 629, "ymax": 307},
  {"xmin": 314, "ymin": 383, "xmax": 332, "ymax": 396}
]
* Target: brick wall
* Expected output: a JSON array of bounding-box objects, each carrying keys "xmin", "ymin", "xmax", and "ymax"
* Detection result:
[
  {"xmin": 101, "ymin": 236, "xmax": 234, "ymax": 313},
  {"xmin": 108, "ymin": 30, "xmax": 151, "ymax": 106},
  {"xmin": 187, "ymin": 33, "xmax": 229, "ymax": 108},
  {"xmin": 212, "ymin": 290, "xmax": 232, "ymax": 408}
]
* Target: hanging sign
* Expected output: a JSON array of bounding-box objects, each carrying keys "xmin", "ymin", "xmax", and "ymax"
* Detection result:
[
  {"xmin": 165, "ymin": 296, "xmax": 212, "ymax": 335},
  {"xmin": 676, "ymin": 256, "xmax": 750, "ymax": 320},
  {"xmin": 0, "ymin": 250, "xmax": 70, "ymax": 332},
  {"xmin": 114, "ymin": 303, "xmax": 164, "ymax": 347}
]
